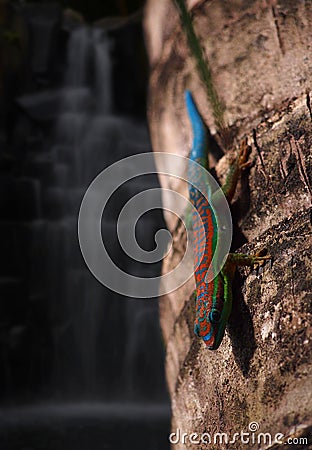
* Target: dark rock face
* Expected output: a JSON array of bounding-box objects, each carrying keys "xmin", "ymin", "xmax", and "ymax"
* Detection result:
[{"xmin": 22, "ymin": 3, "xmax": 62, "ymax": 84}]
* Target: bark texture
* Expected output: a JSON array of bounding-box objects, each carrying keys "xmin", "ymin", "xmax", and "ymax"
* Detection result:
[{"xmin": 144, "ymin": 0, "xmax": 312, "ymax": 448}]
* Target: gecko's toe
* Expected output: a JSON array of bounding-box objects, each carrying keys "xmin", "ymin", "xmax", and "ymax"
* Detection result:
[
  {"xmin": 252, "ymin": 249, "xmax": 272, "ymax": 269},
  {"xmin": 238, "ymin": 137, "xmax": 252, "ymax": 168}
]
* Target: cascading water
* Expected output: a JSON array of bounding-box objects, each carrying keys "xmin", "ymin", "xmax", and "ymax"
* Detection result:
[
  {"xmin": 48, "ymin": 26, "xmax": 167, "ymax": 400},
  {"xmin": 0, "ymin": 25, "xmax": 170, "ymax": 450}
]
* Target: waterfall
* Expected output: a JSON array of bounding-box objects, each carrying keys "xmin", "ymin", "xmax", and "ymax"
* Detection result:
[
  {"xmin": 36, "ymin": 26, "xmax": 167, "ymax": 401},
  {"xmin": 0, "ymin": 21, "xmax": 169, "ymax": 450}
]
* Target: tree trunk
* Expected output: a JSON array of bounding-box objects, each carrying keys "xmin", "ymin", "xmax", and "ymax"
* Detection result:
[{"xmin": 144, "ymin": 0, "xmax": 312, "ymax": 448}]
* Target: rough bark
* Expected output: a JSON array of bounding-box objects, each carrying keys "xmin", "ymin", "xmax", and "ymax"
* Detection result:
[{"xmin": 144, "ymin": 0, "xmax": 312, "ymax": 448}]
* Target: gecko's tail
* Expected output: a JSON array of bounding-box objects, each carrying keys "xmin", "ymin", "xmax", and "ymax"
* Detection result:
[{"xmin": 184, "ymin": 90, "xmax": 207, "ymax": 165}]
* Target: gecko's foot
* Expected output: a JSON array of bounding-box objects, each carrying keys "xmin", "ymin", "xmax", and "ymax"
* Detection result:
[
  {"xmin": 228, "ymin": 249, "xmax": 272, "ymax": 269},
  {"xmin": 251, "ymin": 249, "xmax": 272, "ymax": 268},
  {"xmin": 237, "ymin": 137, "xmax": 252, "ymax": 170}
]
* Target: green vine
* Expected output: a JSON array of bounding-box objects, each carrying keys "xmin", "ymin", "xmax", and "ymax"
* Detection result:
[{"xmin": 175, "ymin": 0, "xmax": 225, "ymax": 133}]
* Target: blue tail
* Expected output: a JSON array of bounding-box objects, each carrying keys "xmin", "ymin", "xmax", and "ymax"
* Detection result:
[{"xmin": 185, "ymin": 90, "xmax": 207, "ymax": 166}]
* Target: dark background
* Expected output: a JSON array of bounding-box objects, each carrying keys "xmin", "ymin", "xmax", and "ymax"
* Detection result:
[{"xmin": 0, "ymin": 0, "xmax": 170, "ymax": 448}]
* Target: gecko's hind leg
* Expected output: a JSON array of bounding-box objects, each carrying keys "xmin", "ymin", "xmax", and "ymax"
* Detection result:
[{"xmin": 223, "ymin": 249, "xmax": 271, "ymax": 279}]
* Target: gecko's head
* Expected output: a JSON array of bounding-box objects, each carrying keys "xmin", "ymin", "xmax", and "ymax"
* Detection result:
[
  {"xmin": 193, "ymin": 281, "xmax": 230, "ymax": 350},
  {"xmin": 194, "ymin": 306, "xmax": 225, "ymax": 350}
]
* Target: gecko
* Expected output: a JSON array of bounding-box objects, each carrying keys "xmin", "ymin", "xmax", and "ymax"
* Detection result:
[{"xmin": 185, "ymin": 90, "xmax": 270, "ymax": 350}]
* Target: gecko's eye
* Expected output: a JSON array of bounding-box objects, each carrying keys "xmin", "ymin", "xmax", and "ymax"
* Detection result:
[{"xmin": 209, "ymin": 309, "xmax": 221, "ymax": 324}]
